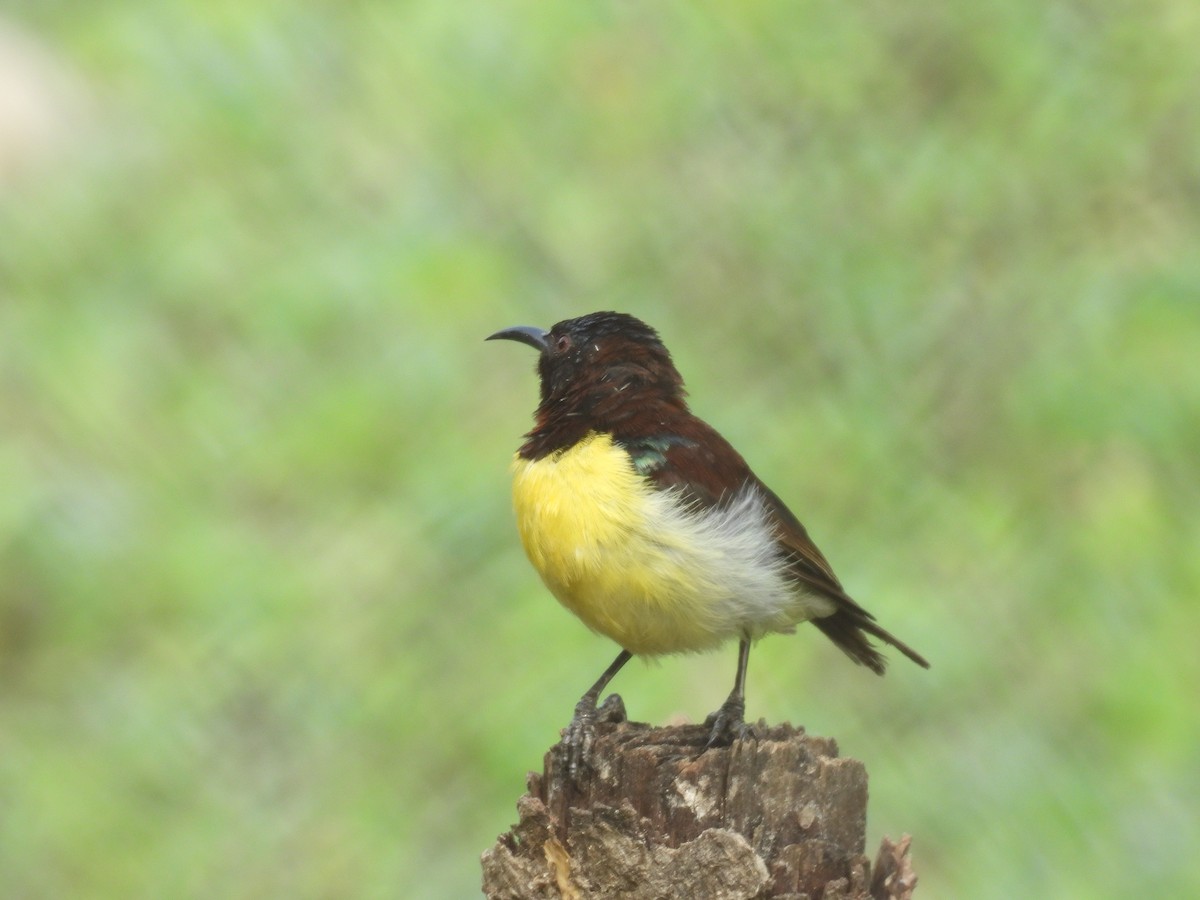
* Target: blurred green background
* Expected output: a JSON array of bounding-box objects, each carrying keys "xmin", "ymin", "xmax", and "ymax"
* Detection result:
[{"xmin": 2, "ymin": 2, "xmax": 1197, "ymax": 897}]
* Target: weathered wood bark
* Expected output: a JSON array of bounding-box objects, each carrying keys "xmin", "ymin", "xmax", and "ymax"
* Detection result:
[{"xmin": 482, "ymin": 719, "xmax": 917, "ymax": 899}]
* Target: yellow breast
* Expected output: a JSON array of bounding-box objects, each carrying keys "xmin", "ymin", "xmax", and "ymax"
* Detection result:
[{"xmin": 509, "ymin": 432, "xmax": 808, "ymax": 655}]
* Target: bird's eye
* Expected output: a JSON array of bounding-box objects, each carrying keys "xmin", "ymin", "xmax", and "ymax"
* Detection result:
[{"xmin": 555, "ymin": 335, "xmax": 572, "ymax": 353}]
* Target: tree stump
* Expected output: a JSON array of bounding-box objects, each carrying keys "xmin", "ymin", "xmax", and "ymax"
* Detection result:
[{"xmin": 482, "ymin": 719, "xmax": 918, "ymax": 899}]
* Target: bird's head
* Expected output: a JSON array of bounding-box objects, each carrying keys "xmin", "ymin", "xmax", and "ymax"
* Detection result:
[{"xmin": 487, "ymin": 312, "xmax": 686, "ymax": 415}]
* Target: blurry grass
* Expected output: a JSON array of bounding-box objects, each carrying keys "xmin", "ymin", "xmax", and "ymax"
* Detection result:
[{"xmin": 1, "ymin": 2, "xmax": 1198, "ymax": 897}]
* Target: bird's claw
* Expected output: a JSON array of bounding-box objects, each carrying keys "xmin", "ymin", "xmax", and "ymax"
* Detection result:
[
  {"xmin": 703, "ymin": 696, "xmax": 750, "ymax": 749},
  {"xmin": 595, "ymin": 692, "xmax": 627, "ymax": 724},
  {"xmin": 564, "ymin": 693, "xmax": 626, "ymax": 780}
]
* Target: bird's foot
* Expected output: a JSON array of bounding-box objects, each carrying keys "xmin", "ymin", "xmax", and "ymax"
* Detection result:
[
  {"xmin": 703, "ymin": 696, "xmax": 750, "ymax": 749},
  {"xmin": 564, "ymin": 692, "xmax": 626, "ymax": 780}
]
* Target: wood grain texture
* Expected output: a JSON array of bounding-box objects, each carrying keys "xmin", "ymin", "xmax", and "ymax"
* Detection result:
[{"xmin": 482, "ymin": 719, "xmax": 918, "ymax": 899}]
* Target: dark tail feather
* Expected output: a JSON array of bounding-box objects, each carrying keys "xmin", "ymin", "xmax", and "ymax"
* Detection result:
[{"xmin": 813, "ymin": 609, "xmax": 931, "ymax": 675}]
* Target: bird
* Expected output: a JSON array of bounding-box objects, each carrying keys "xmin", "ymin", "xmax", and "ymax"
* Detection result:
[{"xmin": 488, "ymin": 311, "xmax": 928, "ymax": 771}]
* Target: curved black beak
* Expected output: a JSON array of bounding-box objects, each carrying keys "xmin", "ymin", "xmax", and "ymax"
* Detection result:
[{"xmin": 486, "ymin": 325, "xmax": 549, "ymax": 352}]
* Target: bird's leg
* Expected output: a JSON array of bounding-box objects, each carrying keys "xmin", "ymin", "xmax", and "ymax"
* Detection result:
[
  {"xmin": 564, "ymin": 649, "xmax": 631, "ymax": 778},
  {"xmin": 704, "ymin": 637, "xmax": 752, "ymax": 747}
]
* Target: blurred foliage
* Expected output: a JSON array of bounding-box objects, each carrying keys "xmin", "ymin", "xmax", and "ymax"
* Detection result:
[{"xmin": 1, "ymin": 2, "xmax": 1198, "ymax": 897}]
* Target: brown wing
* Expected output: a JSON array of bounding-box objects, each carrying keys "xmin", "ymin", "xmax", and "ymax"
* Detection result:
[
  {"xmin": 752, "ymin": 477, "xmax": 930, "ymax": 673},
  {"xmin": 618, "ymin": 417, "xmax": 930, "ymax": 674}
]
